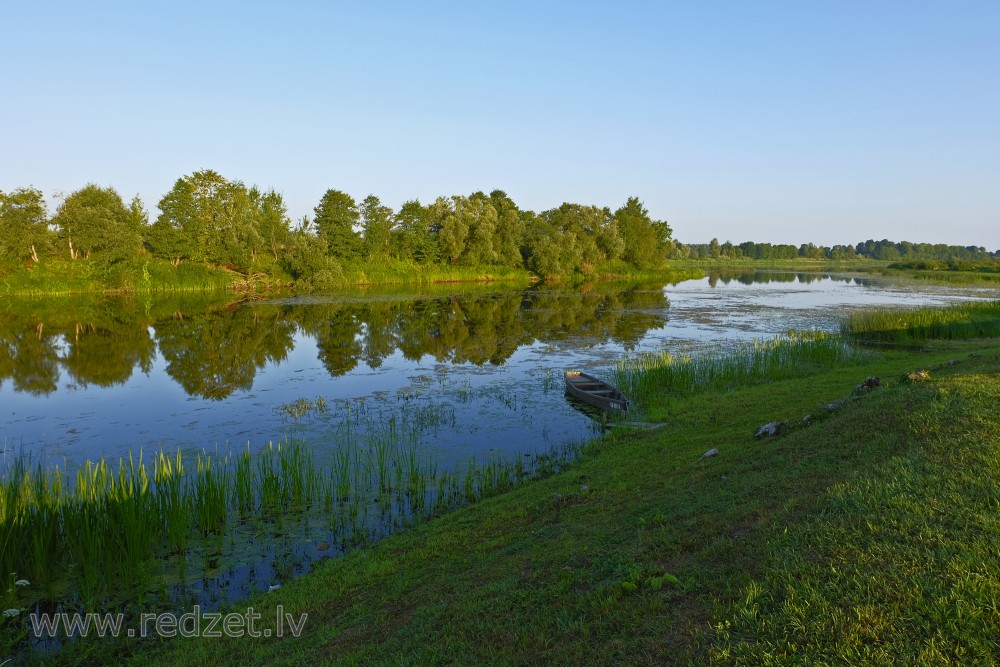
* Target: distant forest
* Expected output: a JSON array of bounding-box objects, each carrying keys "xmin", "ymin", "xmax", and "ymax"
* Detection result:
[
  {"xmin": 1, "ymin": 170, "xmax": 997, "ymax": 289},
  {"xmin": 681, "ymin": 239, "xmax": 999, "ymax": 264}
]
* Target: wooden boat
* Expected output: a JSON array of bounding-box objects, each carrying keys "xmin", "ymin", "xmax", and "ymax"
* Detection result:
[{"xmin": 564, "ymin": 371, "xmax": 629, "ymax": 412}]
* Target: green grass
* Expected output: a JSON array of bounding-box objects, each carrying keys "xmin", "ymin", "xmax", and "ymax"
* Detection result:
[
  {"xmin": 21, "ymin": 336, "xmax": 986, "ymax": 666},
  {"xmin": 842, "ymin": 300, "xmax": 1000, "ymax": 342},
  {"xmin": 0, "ymin": 257, "xmax": 241, "ymax": 296}
]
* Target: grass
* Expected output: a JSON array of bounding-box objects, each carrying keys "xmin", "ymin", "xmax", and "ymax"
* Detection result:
[
  {"xmin": 842, "ymin": 300, "xmax": 1000, "ymax": 342},
  {"xmin": 0, "ymin": 257, "xmax": 240, "ymax": 296}
]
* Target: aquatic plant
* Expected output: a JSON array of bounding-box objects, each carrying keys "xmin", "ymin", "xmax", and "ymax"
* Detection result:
[
  {"xmin": 0, "ymin": 421, "xmax": 584, "ymax": 620},
  {"xmin": 615, "ymin": 331, "xmax": 873, "ymax": 402},
  {"xmin": 841, "ymin": 300, "xmax": 1000, "ymax": 342}
]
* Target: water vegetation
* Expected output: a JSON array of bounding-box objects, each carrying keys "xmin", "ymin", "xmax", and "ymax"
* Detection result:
[
  {"xmin": 0, "ymin": 411, "xmax": 586, "ymax": 626},
  {"xmin": 842, "ymin": 300, "xmax": 1000, "ymax": 342},
  {"xmin": 614, "ymin": 331, "xmax": 874, "ymax": 413}
]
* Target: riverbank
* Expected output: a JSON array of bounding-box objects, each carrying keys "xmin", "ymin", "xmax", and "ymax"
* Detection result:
[
  {"xmin": 0, "ymin": 256, "xmax": 906, "ymax": 298},
  {"xmin": 0, "ymin": 257, "xmax": 542, "ymax": 297},
  {"xmin": 22, "ymin": 330, "xmax": 994, "ymax": 664}
]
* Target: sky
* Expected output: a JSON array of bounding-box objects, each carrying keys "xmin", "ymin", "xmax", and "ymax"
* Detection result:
[{"xmin": 2, "ymin": 1, "xmax": 998, "ymax": 249}]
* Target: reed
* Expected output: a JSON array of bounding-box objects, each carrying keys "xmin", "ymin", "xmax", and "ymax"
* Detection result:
[
  {"xmin": 615, "ymin": 331, "xmax": 872, "ymax": 402},
  {"xmin": 0, "ymin": 407, "xmax": 590, "ymax": 624},
  {"xmin": 840, "ymin": 300, "xmax": 1000, "ymax": 342}
]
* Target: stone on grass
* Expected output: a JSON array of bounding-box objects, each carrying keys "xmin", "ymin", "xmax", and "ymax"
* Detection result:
[
  {"xmin": 852, "ymin": 376, "xmax": 882, "ymax": 398},
  {"xmin": 754, "ymin": 422, "xmax": 783, "ymax": 439},
  {"xmin": 699, "ymin": 448, "xmax": 719, "ymax": 460}
]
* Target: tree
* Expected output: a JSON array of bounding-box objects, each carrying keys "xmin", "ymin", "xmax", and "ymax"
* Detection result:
[
  {"xmin": 251, "ymin": 187, "xmax": 291, "ymax": 262},
  {"xmin": 489, "ymin": 190, "xmax": 526, "ymax": 267},
  {"xmin": 457, "ymin": 192, "xmax": 500, "ymax": 265},
  {"xmin": 391, "ymin": 199, "xmax": 438, "ymax": 263},
  {"xmin": 280, "ymin": 217, "xmax": 344, "ymax": 291},
  {"xmin": 360, "ymin": 194, "xmax": 393, "ymax": 260},
  {"xmin": 708, "ymin": 237, "xmax": 721, "ymax": 259},
  {"xmin": 314, "ymin": 189, "xmax": 361, "ymax": 261},
  {"xmin": 613, "ymin": 197, "xmax": 671, "ymax": 269},
  {"xmin": 437, "ymin": 198, "xmax": 467, "ymax": 264},
  {"xmin": 150, "ymin": 170, "xmax": 267, "ymax": 272},
  {"xmin": 0, "ymin": 187, "xmax": 50, "ymax": 264},
  {"xmin": 52, "ymin": 184, "xmax": 144, "ymax": 262}
]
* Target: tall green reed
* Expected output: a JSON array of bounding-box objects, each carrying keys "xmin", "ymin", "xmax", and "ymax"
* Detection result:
[
  {"xmin": 615, "ymin": 331, "xmax": 873, "ymax": 402},
  {"xmin": 841, "ymin": 300, "xmax": 1000, "ymax": 342}
]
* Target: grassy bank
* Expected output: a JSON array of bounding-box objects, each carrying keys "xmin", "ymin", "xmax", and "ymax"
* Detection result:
[
  {"xmin": 0, "ymin": 258, "xmax": 539, "ymax": 297},
  {"xmin": 6, "ymin": 326, "xmax": 988, "ymax": 664},
  {"xmin": 0, "ymin": 258, "xmax": 241, "ymax": 296}
]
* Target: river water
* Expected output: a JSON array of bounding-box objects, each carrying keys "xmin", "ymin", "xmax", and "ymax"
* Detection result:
[{"xmin": 1, "ymin": 270, "xmax": 995, "ymax": 468}]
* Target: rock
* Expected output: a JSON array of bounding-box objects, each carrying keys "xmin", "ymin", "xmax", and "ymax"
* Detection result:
[
  {"xmin": 754, "ymin": 422, "xmax": 783, "ymax": 439},
  {"xmin": 268, "ymin": 584, "xmax": 281, "ymax": 592},
  {"xmin": 579, "ymin": 484, "xmax": 591, "ymax": 493},
  {"xmin": 316, "ymin": 541, "xmax": 330, "ymax": 552},
  {"xmin": 825, "ymin": 400, "xmax": 846, "ymax": 412},
  {"xmin": 947, "ymin": 359, "xmax": 958, "ymax": 366},
  {"xmin": 853, "ymin": 376, "xmax": 881, "ymax": 398},
  {"xmin": 699, "ymin": 448, "xmax": 719, "ymax": 460},
  {"xmin": 802, "ymin": 414, "xmax": 813, "ymax": 426},
  {"xmin": 906, "ymin": 370, "xmax": 930, "ymax": 382}
]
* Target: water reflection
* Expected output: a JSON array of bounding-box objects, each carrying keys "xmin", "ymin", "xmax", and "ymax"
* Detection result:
[
  {"xmin": 704, "ymin": 269, "xmax": 872, "ymax": 287},
  {"xmin": 0, "ymin": 283, "xmax": 670, "ymax": 400}
]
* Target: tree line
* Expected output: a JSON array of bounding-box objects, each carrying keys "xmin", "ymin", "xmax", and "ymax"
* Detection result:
[
  {"xmin": 681, "ymin": 238, "xmax": 999, "ymax": 262},
  {"xmin": 4, "ymin": 173, "xmax": 995, "ymax": 288},
  {"xmin": 0, "ymin": 170, "xmax": 675, "ymax": 286}
]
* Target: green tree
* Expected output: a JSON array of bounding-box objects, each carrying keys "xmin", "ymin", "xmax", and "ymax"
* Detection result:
[
  {"xmin": 489, "ymin": 190, "xmax": 526, "ymax": 267},
  {"xmin": 360, "ymin": 194, "xmax": 393, "ymax": 260},
  {"xmin": 457, "ymin": 192, "xmax": 500, "ymax": 265},
  {"xmin": 52, "ymin": 185, "xmax": 144, "ymax": 262},
  {"xmin": 281, "ymin": 217, "xmax": 344, "ymax": 291},
  {"xmin": 0, "ymin": 187, "xmax": 50, "ymax": 264},
  {"xmin": 708, "ymin": 237, "xmax": 721, "ymax": 259},
  {"xmin": 150, "ymin": 170, "xmax": 267, "ymax": 272},
  {"xmin": 437, "ymin": 198, "xmax": 467, "ymax": 264},
  {"xmin": 251, "ymin": 187, "xmax": 291, "ymax": 262},
  {"xmin": 391, "ymin": 199, "xmax": 438, "ymax": 263},
  {"xmin": 613, "ymin": 197, "xmax": 671, "ymax": 269},
  {"xmin": 314, "ymin": 189, "xmax": 361, "ymax": 261}
]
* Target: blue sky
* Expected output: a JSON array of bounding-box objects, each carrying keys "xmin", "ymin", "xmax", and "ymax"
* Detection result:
[{"xmin": 2, "ymin": 1, "xmax": 998, "ymax": 249}]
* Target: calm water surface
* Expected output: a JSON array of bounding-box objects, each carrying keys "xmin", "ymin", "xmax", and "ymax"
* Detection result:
[{"xmin": 2, "ymin": 271, "xmax": 995, "ymax": 467}]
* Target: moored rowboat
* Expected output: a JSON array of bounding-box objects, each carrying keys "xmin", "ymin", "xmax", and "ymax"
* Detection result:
[{"xmin": 564, "ymin": 371, "xmax": 629, "ymax": 412}]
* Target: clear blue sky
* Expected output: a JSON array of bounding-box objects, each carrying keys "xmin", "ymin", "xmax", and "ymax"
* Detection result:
[{"xmin": 3, "ymin": 1, "xmax": 998, "ymax": 249}]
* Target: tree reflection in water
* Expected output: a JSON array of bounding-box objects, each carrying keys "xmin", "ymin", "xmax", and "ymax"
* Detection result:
[{"xmin": 0, "ymin": 282, "xmax": 672, "ymax": 399}]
